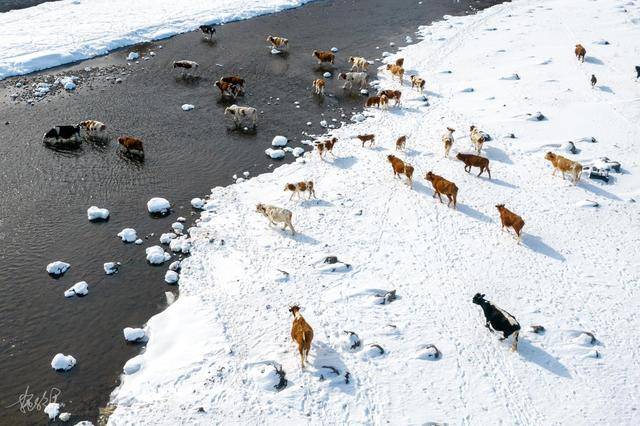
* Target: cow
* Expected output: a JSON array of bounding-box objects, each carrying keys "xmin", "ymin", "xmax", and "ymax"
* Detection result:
[
  {"xmin": 472, "ymin": 293, "xmax": 521, "ymax": 352},
  {"xmin": 42, "ymin": 125, "xmax": 81, "ymax": 148},
  {"xmin": 224, "ymin": 105, "xmax": 257, "ymax": 129}
]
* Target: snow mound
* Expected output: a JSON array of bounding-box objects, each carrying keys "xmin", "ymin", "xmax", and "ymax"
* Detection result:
[
  {"xmin": 292, "ymin": 147, "xmax": 305, "ymax": 157},
  {"xmin": 323, "ymin": 72, "xmax": 332, "ymax": 78},
  {"xmin": 104, "ymin": 262, "xmax": 120, "ymax": 275},
  {"xmin": 44, "ymin": 402, "xmax": 60, "ymax": 420},
  {"xmin": 147, "ymin": 197, "xmax": 171, "ymax": 215},
  {"xmin": 181, "ymin": 104, "xmax": 194, "ymax": 111},
  {"xmin": 160, "ymin": 232, "xmax": 177, "ymax": 244},
  {"xmin": 64, "ymin": 281, "xmax": 89, "ymax": 297},
  {"xmin": 46, "ymin": 261, "xmax": 70, "ymax": 277},
  {"xmin": 165, "ymin": 270, "xmax": 179, "ymax": 284},
  {"xmin": 341, "ymin": 331, "xmax": 362, "ymax": 352},
  {"xmin": 249, "ymin": 363, "xmax": 287, "ymax": 391},
  {"xmin": 168, "ymin": 260, "xmax": 181, "ymax": 272},
  {"xmin": 87, "ymin": 206, "xmax": 109, "ymax": 221},
  {"xmin": 117, "ymin": 228, "xmax": 137, "ymax": 242},
  {"xmin": 146, "ymin": 246, "xmax": 171, "ymax": 265},
  {"xmin": 169, "ymin": 236, "xmax": 191, "ymax": 254},
  {"xmin": 575, "ymin": 199, "xmax": 599, "ymax": 208},
  {"xmin": 362, "ymin": 344, "xmax": 385, "ymax": 359},
  {"xmin": 59, "ymin": 412, "xmax": 71, "ymax": 422},
  {"xmin": 126, "ymin": 52, "xmax": 139, "ymax": 61},
  {"xmin": 171, "ymin": 222, "xmax": 184, "ymax": 234},
  {"xmin": 60, "ymin": 76, "xmax": 76, "ymax": 90},
  {"xmin": 134, "ymin": 238, "xmax": 144, "ymax": 245},
  {"xmin": 191, "ymin": 198, "xmax": 205, "ymax": 209},
  {"xmin": 272, "ymin": 135, "xmax": 288, "ymax": 147},
  {"xmin": 416, "ymin": 344, "xmax": 441, "ymax": 360},
  {"xmin": 123, "ymin": 357, "xmax": 142, "ymax": 375},
  {"xmin": 265, "ymin": 148, "xmax": 285, "ymax": 159},
  {"xmin": 51, "ymin": 353, "xmax": 76, "ymax": 371},
  {"xmin": 124, "ymin": 327, "xmax": 146, "ymax": 342}
]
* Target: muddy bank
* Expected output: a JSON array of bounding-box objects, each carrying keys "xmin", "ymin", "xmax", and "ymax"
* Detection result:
[{"xmin": 0, "ymin": 0, "xmax": 502, "ymax": 424}]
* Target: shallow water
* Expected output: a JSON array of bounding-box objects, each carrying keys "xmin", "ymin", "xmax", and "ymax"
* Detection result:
[{"xmin": 0, "ymin": 0, "xmax": 501, "ymax": 423}]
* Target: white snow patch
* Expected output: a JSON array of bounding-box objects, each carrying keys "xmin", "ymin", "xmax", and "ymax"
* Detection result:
[
  {"xmin": 87, "ymin": 206, "xmax": 109, "ymax": 221},
  {"xmin": 265, "ymin": 148, "xmax": 285, "ymax": 159},
  {"xmin": 46, "ymin": 261, "xmax": 70, "ymax": 276},
  {"xmin": 51, "ymin": 353, "xmax": 76, "ymax": 371},
  {"xmin": 271, "ymin": 135, "xmax": 288, "ymax": 147},
  {"xmin": 165, "ymin": 270, "xmax": 179, "ymax": 284},
  {"xmin": 147, "ymin": 197, "xmax": 171, "ymax": 214},
  {"xmin": 64, "ymin": 281, "xmax": 88, "ymax": 297},
  {"xmin": 124, "ymin": 327, "xmax": 146, "ymax": 342},
  {"xmin": 117, "ymin": 228, "xmax": 137, "ymax": 243},
  {"xmin": 44, "ymin": 402, "xmax": 60, "ymax": 420}
]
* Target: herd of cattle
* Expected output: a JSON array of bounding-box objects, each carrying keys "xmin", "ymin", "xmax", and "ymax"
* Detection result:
[{"xmin": 40, "ymin": 26, "xmax": 609, "ymax": 361}]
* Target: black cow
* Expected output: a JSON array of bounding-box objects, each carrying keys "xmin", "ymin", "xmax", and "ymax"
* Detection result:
[
  {"xmin": 472, "ymin": 293, "xmax": 521, "ymax": 351},
  {"xmin": 42, "ymin": 125, "xmax": 81, "ymax": 147},
  {"xmin": 199, "ymin": 24, "xmax": 216, "ymax": 40},
  {"xmin": 635, "ymin": 65, "xmax": 640, "ymax": 80}
]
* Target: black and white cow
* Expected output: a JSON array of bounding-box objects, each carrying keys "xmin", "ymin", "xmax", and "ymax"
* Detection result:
[
  {"xmin": 472, "ymin": 293, "xmax": 521, "ymax": 351},
  {"xmin": 42, "ymin": 125, "xmax": 81, "ymax": 147},
  {"xmin": 199, "ymin": 24, "xmax": 216, "ymax": 40}
]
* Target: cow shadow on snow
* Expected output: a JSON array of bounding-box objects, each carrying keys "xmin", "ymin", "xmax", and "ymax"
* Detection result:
[
  {"xmin": 299, "ymin": 199, "xmax": 334, "ymax": 208},
  {"xmin": 578, "ymin": 180, "xmax": 622, "ymax": 201},
  {"xmin": 483, "ymin": 145, "xmax": 513, "ymax": 164},
  {"xmin": 310, "ymin": 341, "xmax": 355, "ymax": 395},
  {"xmin": 521, "ymin": 233, "xmax": 566, "ymax": 262},
  {"xmin": 584, "ymin": 56, "xmax": 604, "ymax": 65},
  {"xmin": 329, "ymin": 155, "xmax": 358, "ymax": 169},
  {"xmin": 413, "ymin": 181, "xmax": 493, "ymax": 223},
  {"xmin": 518, "ymin": 339, "xmax": 571, "ymax": 378}
]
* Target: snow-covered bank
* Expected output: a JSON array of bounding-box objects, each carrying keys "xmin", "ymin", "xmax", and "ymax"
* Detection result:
[
  {"xmin": 0, "ymin": 0, "xmax": 315, "ymax": 80},
  {"xmin": 109, "ymin": 0, "xmax": 640, "ymax": 424}
]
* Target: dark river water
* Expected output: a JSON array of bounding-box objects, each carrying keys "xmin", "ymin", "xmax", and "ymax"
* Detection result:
[{"xmin": 0, "ymin": 0, "xmax": 502, "ymax": 424}]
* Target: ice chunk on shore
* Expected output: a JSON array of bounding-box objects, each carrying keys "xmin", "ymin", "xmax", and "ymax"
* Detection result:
[
  {"xmin": 64, "ymin": 281, "xmax": 89, "ymax": 297},
  {"xmin": 181, "ymin": 104, "xmax": 194, "ymax": 111},
  {"xmin": 87, "ymin": 206, "xmax": 109, "ymax": 221},
  {"xmin": 123, "ymin": 357, "xmax": 142, "ymax": 375},
  {"xmin": 47, "ymin": 261, "xmax": 70, "ymax": 277},
  {"xmin": 272, "ymin": 135, "xmax": 288, "ymax": 147},
  {"xmin": 104, "ymin": 262, "xmax": 120, "ymax": 274},
  {"xmin": 265, "ymin": 148, "xmax": 285, "ymax": 159},
  {"xmin": 165, "ymin": 270, "xmax": 179, "ymax": 284},
  {"xmin": 169, "ymin": 260, "xmax": 181, "ymax": 271},
  {"xmin": 126, "ymin": 52, "xmax": 139, "ymax": 61},
  {"xmin": 44, "ymin": 402, "xmax": 60, "ymax": 419},
  {"xmin": 117, "ymin": 228, "xmax": 137, "ymax": 242},
  {"xmin": 191, "ymin": 198, "xmax": 204, "ymax": 209},
  {"xmin": 123, "ymin": 327, "xmax": 146, "ymax": 342},
  {"xmin": 51, "ymin": 353, "xmax": 76, "ymax": 371},
  {"xmin": 169, "ymin": 236, "xmax": 191, "ymax": 254},
  {"xmin": 59, "ymin": 412, "xmax": 71, "ymax": 422},
  {"xmin": 60, "ymin": 76, "xmax": 76, "ymax": 90},
  {"xmin": 134, "ymin": 239, "xmax": 143, "ymax": 245},
  {"xmin": 147, "ymin": 197, "xmax": 170, "ymax": 214},
  {"xmin": 160, "ymin": 232, "xmax": 177, "ymax": 244},
  {"xmin": 292, "ymin": 147, "xmax": 305, "ymax": 157},
  {"xmin": 146, "ymin": 246, "xmax": 171, "ymax": 264},
  {"xmin": 171, "ymin": 222, "xmax": 184, "ymax": 234},
  {"xmin": 323, "ymin": 72, "xmax": 332, "ymax": 78}
]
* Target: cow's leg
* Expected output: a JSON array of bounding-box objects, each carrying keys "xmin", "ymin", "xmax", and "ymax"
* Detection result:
[{"xmin": 436, "ymin": 193, "xmax": 443, "ymax": 203}]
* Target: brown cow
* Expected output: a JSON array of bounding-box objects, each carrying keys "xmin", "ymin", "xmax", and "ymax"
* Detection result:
[
  {"xmin": 289, "ymin": 306, "xmax": 313, "ymax": 368},
  {"xmin": 544, "ymin": 152, "xmax": 582, "ymax": 184},
  {"xmin": 378, "ymin": 89, "xmax": 401, "ymax": 106},
  {"xmin": 425, "ymin": 171, "xmax": 458, "ymax": 209},
  {"xmin": 410, "ymin": 75, "xmax": 425, "ymax": 93},
  {"xmin": 215, "ymin": 80, "xmax": 240, "ymax": 99},
  {"xmin": 456, "ymin": 153, "xmax": 491, "ymax": 178},
  {"xmin": 316, "ymin": 137, "xmax": 338, "ymax": 159},
  {"xmin": 118, "ymin": 136, "xmax": 144, "ymax": 158},
  {"xmin": 386, "ymin": 64, "xmax": 404, "ymax": 83},
  {"xmin": 395, "ymin": 135, "xmax": 407, "ymax": 151},
  {"xmin": 395, "ymin": 58, "xmax": 404, "ymax": 67},
  {"xmin": 575, "ymin": 44, "xmax": 586, "ymax": 62},
  {"xmin": 284, "ymin": 181, "xmax": 316, "ymax": 200},
  {"xmin": 365, "ymin": 95, "xmax": 388, "ymax": 109},
  {"xmin": 356, "ymin": 134, "xmax": 375, "ymax": 147},
  {"xmin": 267, "ymin": 36, "xmax": 288, "ymax": 50},
  {"xmin": 312, "ymin": 50, "xmax": 335, "ymax": 64},
  {"xmin": 495, "ymin": 204, "xmax": 524, "ymax": 241},
  {"xmin": 312, "ymin": 78, "xmax": 325, "ymax": 95},
  {"xmin": 443, "ymin": 127, "xmax": 455, "ymax": 158},
  {"xmin": 387, "ymin": 155, "xmax": 414, "ymax": 188}
]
